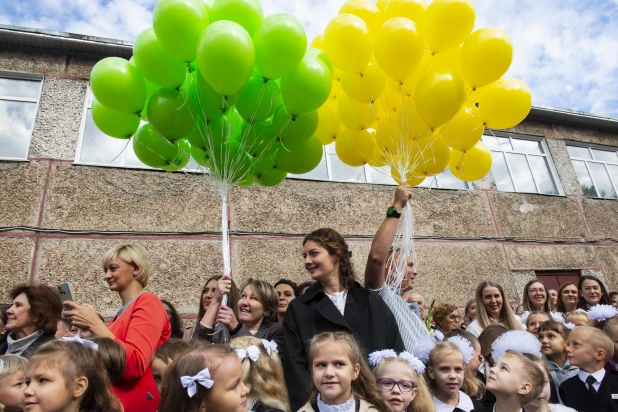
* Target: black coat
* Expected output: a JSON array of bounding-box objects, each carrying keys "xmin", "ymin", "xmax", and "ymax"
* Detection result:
[
  {"xmin": 0, "ymin": 332, "xmax": 55, "ymax": 358},
  {"xmin": 282, "ymin": 281, "xmax": 404, "ymax": 410},
  {"xmin": 193, "ymin": 317, "xmax": 283, "ymax": 353},
  {"xmin": 559, "ymin": 373, "xmax": 618, "ymax": 412}
]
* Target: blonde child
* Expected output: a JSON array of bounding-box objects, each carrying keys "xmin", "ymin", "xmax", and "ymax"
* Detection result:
[
  {"xmin": 523, "ymin": 354, "xmax": 576, "ymax": 412},
  {"xmin": 477, "ymin": 350, "xmax": 544, "ymax": 412},
  {"xmin": 230, "ymin": 337, "xmax": 290, "ymax": 412},
  {"xmin": 0, "ymin": 355, "xmax": 28, "ymax": 412},
  {"xmin": 369, "ymin": 350, "xmax": 434, "ymax": 412},
  {"xmin": 151, "ymin": 339, "xmax": 190, "ymax": 393},
  {"xmin": 23, "ymin": 340, "xmax": 121, "ymax": 412},
  {"xmin": 603, "ymin": 317, "xmax": 618, "ymax": 374},
  {"xmin": 564, "ymin": 310, "xmax": 589, "ymax": 326},
  {"xmin": 299, "ymin": 332, "xmax": 388, "ymax": 412},
  {"xmin": 424, "ymin": 341, "xmax": 483, "ymax": 412},
  {"xmin": 159, "ymin": 342, "xmax": 249, "ymax": 412},
  {"xmin": 526, "ymin": 312, "xmax": 552, "ymax": 338},
  {"xmin": 537, "ymin": 320, "xmax": 578, "ymax": 396}
]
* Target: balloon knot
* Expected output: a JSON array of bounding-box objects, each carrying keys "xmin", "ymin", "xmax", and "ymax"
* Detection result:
[
  {"xmin": 360, "ymin": 73, "xmax": 364, "ymax": 78},
  {"xmin": 272, "ymin": 165, "xmax": 277, "ymax": 169},
  {"xmin": 472, "ymin": 87, "xmax": 476, "ymax": 91},
  {"xmin": 263, "ymin": 77, "xmax": 269, "ymax": 84}
]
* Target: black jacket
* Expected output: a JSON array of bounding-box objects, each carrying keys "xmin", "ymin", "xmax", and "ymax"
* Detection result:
[
  {"xmin": 559, "ymin": 373, "xmax": 618, "ymax": 412},
  {"xmin": 282, "ymin": 281, "xmax": 404, "ymax": 410},
  {"xmin": 0, "ymin": 332, "xmax": 55, "ymax": 358},
  {"xmin": 252, "ymin": 400, "xmax": 285, "ymax": 412},
  {"xmin": 193, "ymin": 316, "xmax": 283, "ymax": 352}
]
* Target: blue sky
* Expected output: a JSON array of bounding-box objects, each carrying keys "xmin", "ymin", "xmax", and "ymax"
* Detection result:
[{"xmin": 2, "ymin": 0, "xmax": 618, "ymax": 118}]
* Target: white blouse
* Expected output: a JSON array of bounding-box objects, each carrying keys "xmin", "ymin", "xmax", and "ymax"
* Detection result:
[{"xmin": 326, "ymin": 290, "xmax": 348, "ymax": 316}]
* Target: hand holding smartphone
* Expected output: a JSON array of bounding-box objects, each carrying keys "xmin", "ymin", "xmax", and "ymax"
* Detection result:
[{"xmin": 56, "ymin": 282, "xmax": 75, "ymax": 312}]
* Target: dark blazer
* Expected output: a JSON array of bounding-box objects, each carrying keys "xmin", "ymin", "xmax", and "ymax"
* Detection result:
[
  {"xmin": 0, "ymin": 331, "xmax": 55, "ymax": 358},
  {"xmin": 282, "ymin": 281, "xmax": 404, "ymax": 410},
  {"xmin": 193, "ymin": 316, "xmax": 283, "ymax": 350},
  {"xmin": 252, "ymin": 400, "xmax": 285, "ymax": 412},
  {"xmin": 559, "ymin": 373, "xmax": 618, "ymax": 412}
]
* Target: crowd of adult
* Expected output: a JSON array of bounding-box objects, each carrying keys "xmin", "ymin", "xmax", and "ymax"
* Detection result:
[{"xmin": 1, "ymin": 184, "xmax": 617, "ymax": 412}]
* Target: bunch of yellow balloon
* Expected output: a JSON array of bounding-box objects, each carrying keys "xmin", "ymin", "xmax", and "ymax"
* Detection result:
[{"xmin": 313, "ymin": 0, "xmax": 532, "ymax": 185}]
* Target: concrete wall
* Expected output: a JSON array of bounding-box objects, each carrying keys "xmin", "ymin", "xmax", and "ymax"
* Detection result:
[{"xmin": 1, "ymin": 50, "xmax": 617, "ymax": 319}]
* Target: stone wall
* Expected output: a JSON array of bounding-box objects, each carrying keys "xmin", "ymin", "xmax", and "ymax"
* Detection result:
[{"xmin": 1, "ymin": 50, "xmax": 617, "ymax": 319}]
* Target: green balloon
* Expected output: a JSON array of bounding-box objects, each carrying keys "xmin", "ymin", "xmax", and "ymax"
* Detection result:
[
  {"xmin": 210, "ymin": 0, "xmax": 263, "ymax": 35},
  {"xmin": 128, "ymin": 57, "xmax": 160, "ymax": 121},
  {"xmin": 272, "ymin": 105, "xmax": 318, "ymax": 144},
  {"xmin": 210, "ymin": 139, "xmax": 254, "ymax": 184},
  {"xmin": 187, "ymin": 116, "xmax": 210, "ymax": 151},
  {"xmin": 191, "ymin": 145, "xmax": 211, "ymax": 167},
  {"xmin": 202, "ymin": 0, "xmax": 214, "ymax": 14},
  {"xmin": 196, "ymin": 20, "xmax": 255, "ymax": 96},
  {"xmin": 147, "ymin": 88, "xmax": 197, "ymax": 141},
  {"xmin": 91, "ymin": 57, "xmax": 146, "ymax": 115},
  {"xmin": 253, "ymin": 13, "xmax": 307, "ymax": 80},
  {"xmin": 162, "ymin": 140, "xmax": 192, "ymax": 171},
  {"xmin": 275, "ymin": 136, "xmax": 323, "ymax": 174},
  {"xmin": 196, "ymin": 70, "xmax": 242, "ymax": 115},
  {"xmin": 305, "ymin": 47, "xmax": 334, "ymax": 76},
  {"xmin": 91, "ymin": 98, "xmax": 141, "ymax": 139},
  {"xmin": 236, "ymin": 175, "xmax": 255, "ymax": 187},
  {"xmin": 236, "ymin": 71, "xmax": 282, "ymax": 123},
  {"xmin": 133, "ymin": 28, "xmax": 187, "ymax": 89},
  {"xmin": 280, "ymin": 53, "xmax": 332, "ymax": 116},
  {"xmin": 133, "ymin": 124, "xmax": 181, "ymax": 168},
  {"xmin": 252, "ymin": 155, "xmax": 287, "ymax": 187},
  {"xmin": 241, "ymin": 121, "xmax": 276, "ymax": 158},
  {"xmin": 184, "ymin": 72, "xmax": 224, "ymax": 122},
  {"xmin": 153, "ymin": 0, "xmax": 210, "ymax": 63}
]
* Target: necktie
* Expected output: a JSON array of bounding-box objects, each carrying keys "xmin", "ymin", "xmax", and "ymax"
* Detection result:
[
  {"xmin": 586, "ymin": 375, "xmax": 598, "ymax": 396},
  {"xmin": 453, "ymin": 408, "xmax": 466, "ymax": 412}
]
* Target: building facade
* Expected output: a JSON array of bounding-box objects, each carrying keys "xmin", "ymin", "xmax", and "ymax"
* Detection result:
[{"xmin": 1, "ymin": 25, "xmax": 617, "ymax": 319}]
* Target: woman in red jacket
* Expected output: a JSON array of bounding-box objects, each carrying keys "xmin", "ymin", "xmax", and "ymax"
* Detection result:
[{"xmin": 64, "ymin": 243, "xmax": 171, "ymax": 412}]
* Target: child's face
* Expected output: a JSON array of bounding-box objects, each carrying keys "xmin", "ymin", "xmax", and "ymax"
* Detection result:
[
  {"xmin": 312, "ymin": 341, "xmax": 360, "ymax": 405},
  {"xmin": 151, "ymin": 357, "xmax": 170, "ymax": 394},
  {"xmin": 205, "ymin": 354, "xmax": 248, "ymax": 412},
  {"xmin": 539, "ymin": 330, "xmax": 567, "ymax": 361},
  {"xmin": 376, "ymin": 362, "xmax": 418, "ymax": 412},
  {"xmin": 565, "ymin": 314, "xmax": 589, "ymax": 327},
  {"xmin": 429, "ymin": 352, "xmax": 465, "ymax": 397},
  {"xmin": 486, "ymin": 356, "xmax": 529, "ymax": 397},
  {"xmin": 567, "ymin": 330, "xmax": 604, "ymax": 371},
  {"xmin": 0, "ymin": 371, "xmax": 27, "ymax": 411},
  {"xmin": 23, "ymin": 363, "xmax": 78, "ymax": 412},
  {"xmin": 527, "ymin": 315, "xmax": 550, "ymax": 337},
  {"xmin": 526, "ymin": 364, "xmax": 551, "ymax": 407}
]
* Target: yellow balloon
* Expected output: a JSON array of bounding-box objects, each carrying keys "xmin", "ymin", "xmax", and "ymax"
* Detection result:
[
  {"xmin": 460, "ymin": 27, "xmax": 513, "ymax": 89},
  {"xmin": 391, "ymin": 166, "xmax": 426, "ymax": 187},
  {"xmin": 368, "ymin": 145, "xmax": 389, "ymax": 167},
  {"xmin": 440, "ymin": 104, "xmax": 484, "ymax": 151},
  {"xmin": 327, "ymin": 78, "xmax": 344, "ymax": 108},
  {"xmin": 413, "ymin": 135, "xmax": 450, "ymax": 176},
  {"xmin": 374, "ymin": 17, "xmax": 424, "ymax": 82},
  {"xmin": 375, "ymin": 90, "xmax": 431, "ymax": 142},
  {"xmin": 335, "ymin": 128, "xmax": 375, "ymax": 166},
  {"xmin": 415, "ymin": 69, "xmax": 465, "ymax": 129},
  {"xmin": 383, "ymin": 0, "xmax": 427, "ymax": 28},
  {"xmin": 341, "ymin": 61, "xmax": 386, "ymax": 104},
  {"xmin": 315, "ymin": 105, "xmax": 341, "ymax": 145},
  {"xmin": 337, "ymin": 94, "xmax": 375, "ymax": 130},
  {"xmin": 339, "ymin": 0, "xmax": 383, "ymax": 34},
  {"xmin": 423, "ymin": 0, "xmax": 475, "ymax": 53},
  {"xmin": 376, "ymin": 0, "xmax": 388, "ymax": 12},
  {"xmin": 324, "ymin": 14, "xmax": 372, "ymax": 73},
  {"xmin": 449, "ymin": 141, "xmax": 492, "ymax": 181},
  {"xmin": 475, "ymin": 78, "xmax": 532, "ymax": 129},
  {"xmin": 311, "ymin": 33, "xmax": 324, "ymax": 50}
]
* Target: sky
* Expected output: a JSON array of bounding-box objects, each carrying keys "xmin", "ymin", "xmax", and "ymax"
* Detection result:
[{"xmin": 1, "ymin": 0, "xmax": 618, "ymax": 118}]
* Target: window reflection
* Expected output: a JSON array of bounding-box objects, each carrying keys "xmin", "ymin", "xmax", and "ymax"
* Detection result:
[
  {"xmin": 571, "ymin": 160, "xmax": 598, "ymax": 197},
  {"xmin": 568, "ymin": 144, "xmax": 618, "ymax": 199},
  {"xmin": 0, "ymin": 100, "xmax": 37, "ymax": 159},
  {"xmin": 0, "ymin": 78, "xmax": 40, "ymax": 99},
  {"xmin": 528, "ymin": 156, "xmax": 558, "ymax": 194},
  {"xmin": 491, "ymin": 151, "xmax": 515, "ymax": 192},
  {"xmin": 587, "ymin": 162, "xmax": 617, "ymax": 199},
  {"xmin": 507, "ymin": 153, "xmax": 537, "ymax": 193},
  {"xmin": 567, "ymin": 145, "xmax": 592, "ymax": 159},
  {"xmin": 591, "ymin": 149, "xmax": 618, "ymax": 163}
]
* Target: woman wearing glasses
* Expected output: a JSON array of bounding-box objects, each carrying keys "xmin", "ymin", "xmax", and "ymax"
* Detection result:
[{"xmin": 432, "ymin": 303, "xmax": 461, "ymax": 336}]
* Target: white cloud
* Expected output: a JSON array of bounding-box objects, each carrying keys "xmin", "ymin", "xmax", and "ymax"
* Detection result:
[{"xmin": 1, "ymin": 0, "xmax": 617, "ymax": 117}]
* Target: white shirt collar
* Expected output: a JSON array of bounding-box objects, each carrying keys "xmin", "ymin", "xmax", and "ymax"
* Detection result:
[
  {"xmin": 432, "ymin": 391, "xmax": 474, "ymax": 412},
  {"xmin": 578, "ymin": 368, "xmax": 605, "ymax": 386},
  {"xmin": 317, "ymin": 393, "xmax": 355, "ymax": 412},
  {"xmin": 325, "ymin": 290, "xmax": 348, "ymax": 316}
]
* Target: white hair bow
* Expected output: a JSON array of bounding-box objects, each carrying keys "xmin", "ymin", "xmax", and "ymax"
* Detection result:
[
  {"xmin": 261, "ymin": 339, "xmax": 278, "ymax": 355},
  {"xmin": 491, "ymin": 331, "xmax": 542, "ymax": 361},
  {"xmin": 60, "ymin": 335, "xmax": 99, "ymax": 351},
  {"xmin": 236, "ymin": 346, "xmax": 260, "ymax": 362},
  {"xmin": 588, "ymin": 304, "xmax": 618, "ymax": 322},
  {"xmin": 447, "ymin": 336, "xmax": 475, "ymax": 364},
  {"xmin": 367, "ymin": 350, "xmax": 425, "ymax": 374},
  {"xmin": 180, "ymin": 368, "xmax": 214, "ymax": 398}
]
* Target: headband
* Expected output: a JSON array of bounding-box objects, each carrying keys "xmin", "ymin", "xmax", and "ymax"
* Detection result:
[
  {"xmin": 446, "ymin": 336, "xmax": 474, "ymax": 364},
  {"xmin": 59, "ymin": 335, "xmax": 99, "ymax": 351},
  {"xmin": 491, "ymin": 330, "xmax": 541, "ymax": 361},
  {"xmin": 368, "ymin": 349, "xmax": 425, "ymax": 374}
]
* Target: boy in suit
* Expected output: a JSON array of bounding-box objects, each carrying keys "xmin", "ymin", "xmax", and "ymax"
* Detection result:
[{"xmin": 559, "ymin": 325, "xmax": 618, "ymax": 412}]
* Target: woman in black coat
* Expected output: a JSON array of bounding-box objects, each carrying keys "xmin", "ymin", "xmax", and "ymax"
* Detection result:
[{"xmin": 282, "ymin": 228, "xmax": 404, "ymax": 410}]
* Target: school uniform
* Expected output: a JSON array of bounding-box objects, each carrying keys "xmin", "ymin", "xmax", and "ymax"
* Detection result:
[
  {"xmin": 559, "ymin": 368, "xmax": 618, "ymax": 412},
  {"xmin": 433, "ymin": 391, "xmax": 474, "ymax": 412},
  {"xmin": 282, "ymin": 281, "xmax": 404, "ymax": 411},
  {"xmin": 546, "ymin": 358, "xmax": 578, "ymax": 402},
  {"xmin": 297, "ymin": 396, "xmax": 378, "ymax": 412}
]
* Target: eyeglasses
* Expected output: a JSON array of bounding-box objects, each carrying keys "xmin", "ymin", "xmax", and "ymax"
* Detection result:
[
  {"xmin": 448, "ymin": 314, "xmax": 461, "ymax": 321},
  {"xmin": 528, "ymin": 289, "xmax": 546, "ymax": 294},
  {"xmin": 377, "ymin": 378, "xmax": 415, "ymax": 393}
]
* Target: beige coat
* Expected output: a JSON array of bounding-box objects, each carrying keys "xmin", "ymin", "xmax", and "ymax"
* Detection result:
[{"xmin": 297, "ymin": 399, "xmax": 379, "ymax": 412}]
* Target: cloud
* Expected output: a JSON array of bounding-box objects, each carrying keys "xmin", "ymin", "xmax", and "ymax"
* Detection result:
[{"xmin": 1, "ymin": 0, "xmax": 617, "ymax": 117}]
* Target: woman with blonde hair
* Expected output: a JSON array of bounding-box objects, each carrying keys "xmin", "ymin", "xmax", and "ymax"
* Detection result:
[
  {"xmin": 466, "ymin": 281, "xmax": 523, "ymax": 337},
  {"xmin": 63, "ymin": 243, "xmax": 171, "ymax": 412},
  {"xmin": 230, "ymin": 336, "xmax": 290, "ymax": 412}
]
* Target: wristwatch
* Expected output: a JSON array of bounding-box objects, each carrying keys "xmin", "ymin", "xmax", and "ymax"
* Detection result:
[{"xmin": 386, "ymin": 206, "xmax": 401, "ymax": 219}]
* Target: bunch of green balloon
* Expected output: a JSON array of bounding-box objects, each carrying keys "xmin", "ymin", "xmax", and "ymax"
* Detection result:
[{"xmin": 89, "ymin": 0, "xmax": 334, "ymax": 187}]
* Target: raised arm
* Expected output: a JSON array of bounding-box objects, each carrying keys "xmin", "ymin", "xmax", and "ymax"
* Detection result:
[{"xmin": 364, "ymin": 183, "xmax": 412, "ymax": 290}]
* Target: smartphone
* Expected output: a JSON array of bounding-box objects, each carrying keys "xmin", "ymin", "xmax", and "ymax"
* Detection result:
[{"xmin": 56, "ymin": 282, "xmax": 75, "ymax": 312}]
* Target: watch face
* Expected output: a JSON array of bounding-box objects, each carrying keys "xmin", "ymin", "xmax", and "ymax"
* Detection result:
[{"xmin": 387, "ymin": 206, "xmax": 395, "ymax": 216}]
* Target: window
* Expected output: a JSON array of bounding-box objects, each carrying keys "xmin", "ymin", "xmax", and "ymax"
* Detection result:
[
  {"xmin": 535, "ymin": 270, "xmax": 580, "ymax": 290},
  {"xmin": 75, "ymin": 88, "xmax": 199, "ymax": 170},
  {"xmin": 290, "ymin": 143, "xmax": 470, "ymax": 189},
  {"xmin": 0, "ymin": 74, "xmax": 43, "ymax": 160},
  {"xmin": 567, "ymin": 143, "xmax": 618, "ymax": 199},
  {"xmin": 482, "ymin": 133, "xmax": 563, "ymax": 195}
]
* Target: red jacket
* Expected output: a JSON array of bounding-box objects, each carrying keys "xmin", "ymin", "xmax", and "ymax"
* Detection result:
[{"xmin": 108, "ymin": 292, "xmax": 171, "ymax": 412}]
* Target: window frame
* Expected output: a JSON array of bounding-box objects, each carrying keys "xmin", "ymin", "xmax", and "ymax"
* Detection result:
[
  {"xmin": 565, "ymin": 140, "xmax": 618, "ymax": 199},
  {"xmin": 0, "ymin": 71, "xmax": 44, "ymax": 162},
  {"xmin": 483, "ymin": 131, "xmax": 565, "ymax": 196}
]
